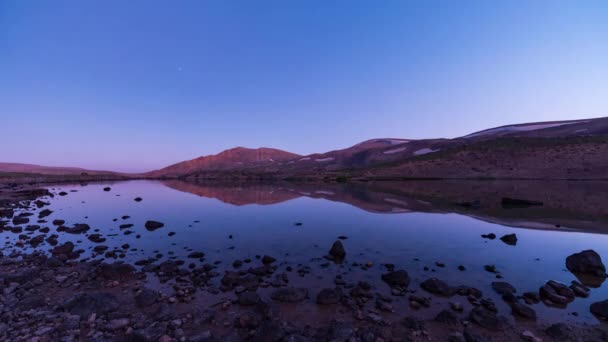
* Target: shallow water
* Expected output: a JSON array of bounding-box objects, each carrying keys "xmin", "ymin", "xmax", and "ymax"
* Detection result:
[{"xmin": 4, "ymin": 179, "xmax": 608, "ymax": 325}]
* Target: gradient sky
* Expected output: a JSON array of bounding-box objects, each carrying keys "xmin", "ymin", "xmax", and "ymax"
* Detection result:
[{"xmin": 1, "ymin": 0, "xmax": 607, "ymax": 172}]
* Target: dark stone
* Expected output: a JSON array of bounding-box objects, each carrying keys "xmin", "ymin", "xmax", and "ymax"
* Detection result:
[
  {"xmin": 188, "ymin": 251, "xmax": 205, "ymax": 259},
  {"xmin": 103, "ymin": 187, "xmax": 111, "ymax": 191},
  {"xmin": 38, "ymin": 209, "xmax": 53, "ymax": 218},
  {"xmin": 271, "ymin": 288, "xmax": 308, "ymax": 302},
  {"xmin": 381, "ymin": 270, "xmax": 410, "ymax": 288},
  {"xmin": 12, "ymin": 216, "xmax": 29, "ymax": 225},
  {"xmin": 62, "ymin": 293, "xmax": 119, "ymax": 318},
  {"xmin": 119, "ymin": 224, "xmax": 133, "ymax": 229},
  {"xmin": 65, "ymin": 223, "xmax": 90, "ymax": 234},
  {"xmin": 591, "ymin": 300, "xmax": 608, "ymax": 320},
  {"xmin": 539, "ymin": 280, "xmax": 575, "ymax": 306},
  {"xmin": 511, "ymin": 302, "xmax": 536, "ymax": 319},
  {"xmin": 499, "ymin": 234, "xmax": 517, "ymax": 246},
  {"xmin": 481, "ymin": 233, "xmax": 496, "ymax": 240},
  {"xmin": 491, "ymin": 281, "xmax": 516, "ymax": 295},
  {"xmin": 328, "ymin": 240, "xmax": 345, "ymax": 260},
  {"xmin": 88, "ymin": 233, "xmax": 106, "ymax": 243},
  {"xmin": 261, "ymin": 255, "xmax": 276, "ymax": 265},
  {"xmin": 468, "ymin": 307, "xmax": 509, "ymax": 331},
  {"xmin": 501, "ymin": 197, "xmax": 543, "ymax": 208},
  {"xmin": 566, "ymin": 250, "xmax": 607, "ymax": 287},
  {"xmin": 145, "ymin": 220, "xmax": 164, "ymax": 231},
  {"xmin": 51, "ymin": 242, "xmax": 74, "ymax": 255},
  {"xmin": 52, "ymin": 219, "xmax": 65, "ymax": 226},
  {"xmin": 134, "ymin": 197, "xmax": 142, "ymax": 202},
  {"xmin": 316, "ymin": 288, "xmax": 342, "ymax": 305},
  {"xmin": 237, "ymin": 291, "xmax": 260, "ymax": 306},
  {"xmin": 421, "ymin": 278, "xmax": 453, "ymax": 296}
]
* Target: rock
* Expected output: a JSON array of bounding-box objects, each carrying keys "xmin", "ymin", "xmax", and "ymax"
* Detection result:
[
  {"xmin": 271, "ymin": 288, "xmax": 308, "ymax": 302},
  {"xmin": 145, "ymin": 220, "xmax": 164, "ymax": 231},
  {"xmin": 539, "ymin": 280, "xmax": 575, "ymax": 305},
  {"xmin": 103, "ymin": 187, "xmax": 111, "ymax": 192},
  {"xmin": 501, "ymin": 197, "xmax": 543, "ymax": 208},
  {"xmin": 421, "ymin": 278, "xmax": 453, "ymax": 296},
  {"xmin": 88, "ymin": 233, "xmax": 106, "ymax": 243},
  {"xmin": 237, "ymin": 291, "xmax": 260, "ymax": 306},
  {"xmin": 499, "ymin": 233, "xmax": 517, "ymax": 246},
  {"xmin": 511, "ymin": 302, "xmax": 536, "ymax": 319},
  {"xmin": 135, "ymin": 288, "xmax": 159, "ymax": 308},
  {"xmin": 187, "ymin": 252, "xmax": 205, "ymax": 258},
  {"xmin": 481, "ymin": 233, "xmax": 496, "ymax": 239},
  {"xmin": 316, "ymin": 288, "xmax": 342, "ymax": 305},
  {"xmin": 119, "ymin": 224, "xmax": 133, "ymax": 229},
  {"xmin": 468, "ymin": 307, "xmax": 509, "ymax": 331},
  {"xmin": 521, "ymin": 330, "xmax": 542, "ymax": 342},
  {"xmin": 381, "ymin": 270, "xmax": 410, "ymax": 288},
  {"xmin": 261, "ymin": 255, "xmax": 276, "ymax": 265},
  {"xmin": 491, "ymin": 281, "xmax": 516, "ymax": 295},
  {"xmin": 38, "ymin": 209, "xmax": 53, "ymax": 218},
  {"xmin": 98, "ymin": 262, "xmax": 135, "ymax": 280},
  {"xmin": 591, "ymin": 299, "xmax": 608, "ymax": 320},
  {"xmin": 570, "ymin": 280, "xmax": 590, "ymax": 297},
  {"xmin": 328, "ymin": 240, "xmax": 345, "ymax": 260},
  {"xmin": 566, "ymin": 250, "xmax": 607, "ymax": 286},
  {"xmin": 434, "ymin": 309, "xmax": 459, "ymax": 325},
  {"xmin": 52, "ymin": 242, "xmax": 74, "ymax": 255},
  {"xmin": 12, "ymin": 216, "xmax": 29, "ymax": 225},
  {"xmin": 65, "ymin": 223, "xmax": 90, "ymax": 234},
  {"xmin": 62, "ymin": 293, "xmax": 119, "ymax": 318},
  {"xmin": 546, "ymin": 323, "xmax": 579, "ymax": 341},
  {"xmin": 134, "ymin": 197, "xmax": 142, "ymax": 202},
  {"xmin": 52, "ymin": 219, "xmax": 65, "ymax": 225}
]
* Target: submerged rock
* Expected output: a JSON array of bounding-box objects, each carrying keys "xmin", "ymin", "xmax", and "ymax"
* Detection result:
[
  {"xmin": 566, "ymin": 249, "xmax": 607, "ymax": 286},
  {"xmin": 381, "ymin": 270, "xmax": 410, "ymax": 288},
  {"xmin": 491, "ymin": 281, "xmax": 516, "ymax": 295},
  {"xmin": 539, "ymin": 280, "xmax": 575, "ymax": 306},
  {"xmin": 145, "ymin": 220, "xmax": 164, "ymax": 231},
  {"xmin": 328, "ymin": 240, "xmax": 346, "ymax": 261},
  {"xmin": 499, "ymin": 233, "xmax": 517, "ymax": 246},
  {"xmin": 469, "ymin": 307, "xmax": 509, "ymax": 331},
  {"xmin": 421, "ymin": 278, "xmax": 453, "ymax": 296}
]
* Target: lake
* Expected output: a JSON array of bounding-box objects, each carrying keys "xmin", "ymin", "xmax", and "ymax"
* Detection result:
[{"xmin": 4, "ymin": 179, "xmax": 608, "ymax": 326}]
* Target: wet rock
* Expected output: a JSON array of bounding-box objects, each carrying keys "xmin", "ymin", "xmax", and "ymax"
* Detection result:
[
  {"xmin": 135, "ymin": 288, "xmax": 159, "ymax": 308},
  {"xmin": 65, "ymin": 223, "xmax": 90, "ymax": 234},
  {"xmin": 94, "ymin": 245, "xmax": 109, "ymax": 253},
  {"xmin": 539, "ymin": 280, "xmax": 575, "ymax": 305},
  {"xmin": 328, "ymin": 240, "xmax": 345, "ymax": 261},
  {"xmin": 481, "ymin": 233, "xmax": 496, "ymax": 240},
  {"xmin": 590, "ymin": 299, "xmax": 608, "ymax": 320},
  {"xmin": 145, "ymin": 220, "xmax": 164, "ymax": 231},
  {"xmin": 499, "ymin": 233, "xmax": 517, "ymax": 246},
  {"xmin": 188, "ymin": 251, "xmax": 205, "ymax": 259},
  {"xmin": 491, "ymin": 281, "xmax": 515, "ymax": 295},
  {"xmin": 271, "ymin": 287, "xmax": 308, "ymax": 302},
  {"xmin": 98, "ymin": 262, "xmax": 135, "ymax": 280},
  {"xmin": 570, "ymin": 280, "xmax": 590, "ymax": 297},
  {"xmin": 103, "ymin": 187, "xmax": 111, "ymax": 192},
  {"xmin": 88, "ymin": 233, "xmax": 106, "ymax": 243},
  {"xmin": 468, "ymin": 307, "xmax": 509, "ymax": 331},
  {"xmin": 62, "ymin": 292, "xmax": 119, "ymax": 318},
  {"xmin": 51, "ymin": 241, "xmax": 74, "ymax": 255},
  {"xmin": 38, "ymin": 208, "xmax": 53, "ymax": 218},
  {"xmin": 421, "ymin": 278, "xmax": 454, "ymax": 296},
  {"xmin": 262, "ymin": 255, "xmax": 276, "ymax": 265},
  {"xmin": 381, "ymin": 270, "xmax": 410, "ymax": 288},
  {"xmin": 119, "ymin": 223, "xmax": 134, "ymax": 229},
  {"xmin": 52, "ymin": 219, "xmax": 65, "ymax": 226},
  {"xmin": 566, "ymin": 249, "xmax": 607, "ymax": 286},
  {"xmin": 501, "ymin": 197, "xmax": 543, "ymax": 208},
  {"xmin": 237, "ymin": 291, "xmax": 260, "ymax": 306},
  {"xmin": 12, "ymin": 216, "xmax": 29, "ymax": 225},
  {"xmin": 434, "ymin": 309, "xmax": 459, "ymax": 325},
  {"xmin": 511, "ymin": 302, "xmax": 536, "ymax": 320},
  {"xmin": 316, "ymin": 288, "xmax": 342, "ymax": 305},
  {"xmin": 134, "ymin": 197, "xmax": 143, "ymax": 202}
]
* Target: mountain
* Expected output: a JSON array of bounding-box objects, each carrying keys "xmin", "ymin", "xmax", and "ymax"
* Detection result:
[
  {"xmin": 149, "ymin": 116, "xmax": 608, "ymax": 180},
  {"xmin": 146, "ymin": 147, "xmax": 301, "ymax": 178},
  {"xmin": 0, "ymin": 163, "xmax": 120, "ymax": 176}
]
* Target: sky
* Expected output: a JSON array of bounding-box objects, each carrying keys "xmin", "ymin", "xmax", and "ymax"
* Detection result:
[{"xmin": 1, "ymin": 0, "xmax": 607, "ymax": 172}]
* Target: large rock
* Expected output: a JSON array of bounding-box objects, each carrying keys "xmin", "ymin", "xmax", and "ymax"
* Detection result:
[
  {"xmin": 566, "ymin": 250, "xmax": 607, "ymax": 287},
  {"xmin": 64, "ymin": 223, "xmax": 90, "ymax": 234},
  {"xmin": 328, "ymin": 240, "xmax": 345, "ymax": 260},
  {"xmin": 499, "ymin": 234, "xmax": 517, "ymax": 246},
  {"xmin": 539, "ymin": 280, "xmax": 575, "ymax": 306},
  {"xmin": 145, "ymin": 220, "xmax": 164, "ymax": 231},
  {"xmin": 469, "ymin": 307, "xmax": 509, "ymax": 331},
  {"xmin": 511, "ymin": 302, "xmax": 536, "ymax": 320},
  {"xmin": 381, "ymin": 270, "xmax": 410, "ymax": 288},
  {"xmin": 271, "ymin": 288, "xmax": 308, "ymax": 302},
  {"xmin": 590, "ymin": 299, "xmax": 608, "ymax": 320},
  {"xmin": 421, "ymin": 278, "xmax": 454, "ymax": 296},
  {"xmin": 62, "ymin": 293, "xmax": 119, "ymax": 318},
  {"xmin": 491, "ymin": 281, "xmax": 516, "ymax": 295}
]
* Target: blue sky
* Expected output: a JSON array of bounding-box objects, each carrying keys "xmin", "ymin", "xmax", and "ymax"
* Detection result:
[{"xmin": 1, "ymin": 0, "xmax": 607, "ymax": 172}]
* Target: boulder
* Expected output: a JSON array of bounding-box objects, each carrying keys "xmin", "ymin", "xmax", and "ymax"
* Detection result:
[
  {"xmin": 539, "ymin": 280, "xmax": 575, "ymax": 306},
  {"xmin": 145, "ymin": 220, "xmax": 164, "ymax": 231},
  {"xmin": 511, "ymin": 302, "xmax": 536, "ymax": 320},
  {"xmin": 491, "ymin": 282, "xmax": 516, "ymax": 295},
  {"xmin": 566, "ymin": 250, "xmax": 606, "ymax": 286},
  {"xmin": 590, "ymin": 299, "xmax": 608, "ymax": 320},
  {"xmin": 381, "ymin": 270, "xmax": 410, "ymax": 288},
  {"xmin": 499, "ymin": 234, "xmax": 517, "ymax": 246},
  {"xmin": 328, "ymin": 240, "xmax": 345, "ymax": 260},
  {"xmin": 469, "ymin": 307, "xmax": 509, "ymax": 331},
  {"xmin": 271, "ymin": 288, "xmax": 308, "ymax": 302},
  {"xmin": 421, "ymin": 278, "xmax": 453, "ymax": 296}
]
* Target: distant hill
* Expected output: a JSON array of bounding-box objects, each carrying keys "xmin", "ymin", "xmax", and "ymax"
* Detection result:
[{"xmin": 0, "ymin": 163, "xmax": 120, "ymax": 176}]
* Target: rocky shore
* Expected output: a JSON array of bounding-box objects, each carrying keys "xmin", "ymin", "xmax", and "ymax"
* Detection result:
[{"xmin": 2, "ymin": 184, "xmax": 608, "ymax": 341}]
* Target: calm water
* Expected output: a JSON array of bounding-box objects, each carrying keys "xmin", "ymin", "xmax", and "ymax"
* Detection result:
[{"xmin": 5, "ymin": 179, "xmax": 608, "ymax": 324}]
